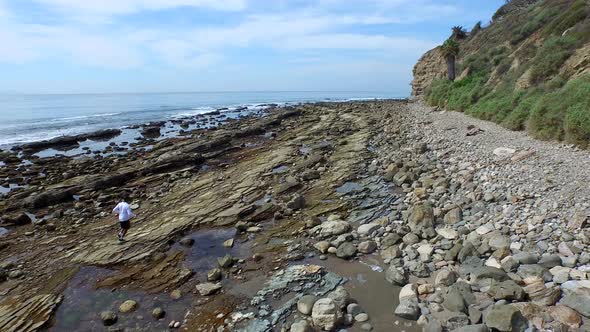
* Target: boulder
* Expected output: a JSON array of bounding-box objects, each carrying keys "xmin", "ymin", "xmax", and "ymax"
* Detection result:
[
  {"xmin": 119, "ymin": 300, "xmax": 138, "ymax": 313},
  {"xmin": 357, "ymin": 223, "xmax": 380, "ymax": 236},
  {"xmin": 523, "ymin": 280, "xmax": 561, "ymax": 306},
  {"xmin": 560, "ymin": 280, "xmax": 590, "ymax": 317},
  {"xmin": 100, "ymin": 311, "xmax": 118, "ymax": 326},
  {"xmin": 357, "ymin": 240, "xmax": 377, "ymax": 254},
  {"xmin": 152, "ymin": 307, "xmax": 166, "ymax": 319},
  {"xmin": 385, "ymin": 266, "xmax": 408, "ymax": 285},
  {"xmin": 207, "ymin": 268, "xmax": 222, "ymax": 282},
  {"xmin": 327, "ymin": 286, "xmax": 350, "ymax": 310},
  {"xmin": 435, "ymin": 269, "xmax": 458, "ymax": 287},
  {"xmin": 314, "ymin": 241, "xmax": 331, "ymax": 254},
  {"xmin": 297, "ymin": 295, "xmax": 318, "ymax": 315},
  {"xmin": 407, "ymin": 202, "xmax": 435, "ymax": 236},
  {"xmin": 336, "ymin": 242, "xmax": 357, "ymax": 259},
  {"xmin": 381, "ymin": 233, "xmax": 401, "ymax": 247},
  {"xmin": 444, "ymin": 287, "xmax": 467, "ymax": 313},
  {"xmin": 487, "ymin": 280, "xmax": 525, "ymax": 301},
  {"xmin": 217, "ymin": 255, "xmax": 234, "ymax": 268},
  {"xmin": 436, "ymin": 228, "xmax": 458, "ymax": 240},
  {"xmin": 394, "ymin": 299, "xmax": 419, "ymax": 320},
  {"xmin": 195, "ymin": 282, "xmax": 222, "ymax": 296},
  {"xmin": 484, "ymin": 305, "xmax": 527, "ymax": 332},
  {"xmin": 548, "ymin": 304, "xmax": 582, "ymax": 329},
  {"xmin": 312, "ymin": 298, "xmax": 341, "ymax": 331},
  {"xmin": 444, "ymin": 207, "xmax": 462, "ymax": 225},
  {"xmin": 318, "ymin": 220, "xmax": 351, "ymax": 238},
  {"xmin": 451, "ymin": 324, "xmax": 489, "ymax": 332}
]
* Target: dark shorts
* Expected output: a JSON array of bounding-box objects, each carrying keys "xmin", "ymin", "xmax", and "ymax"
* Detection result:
[{"xmin": 119, "ymin": 220, "xmax": 131, "ymax": 230}]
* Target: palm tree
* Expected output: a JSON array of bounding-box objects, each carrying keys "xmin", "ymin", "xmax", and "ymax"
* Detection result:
[
  {"xmin": 441, "ymin": 39, "xmax": 460, "ymax": 81},
  {"xmin": 452, "ymin": 26, "xmax": 467, "ymax": 40}
]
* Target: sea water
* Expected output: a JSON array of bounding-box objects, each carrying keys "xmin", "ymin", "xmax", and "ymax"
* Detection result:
[{"xmin": 0, "ymin": 91, "xmax": 401, "ymax": 149}]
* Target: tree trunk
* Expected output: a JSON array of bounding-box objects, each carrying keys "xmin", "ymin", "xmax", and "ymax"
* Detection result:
[{"xmin": 446, "ymin": 55, "xmax": 456, "ymax": 81}]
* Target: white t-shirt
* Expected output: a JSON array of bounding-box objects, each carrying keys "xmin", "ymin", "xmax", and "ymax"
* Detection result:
[{"xmin": 112, "ymin": 202, "xmax": 135, "ymax": 222}]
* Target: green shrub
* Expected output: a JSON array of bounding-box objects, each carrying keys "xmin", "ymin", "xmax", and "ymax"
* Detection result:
[
  {"xmin": 426, "ymin": 79, "xmax": 453, "ymax": 106},
  {"xmin": 543, "ymin": 0, "xmax": 588, "ymax": 36},
  {"xmin": 502, "ymin": 89, "xmax": 542, "ymax": 130},
  {"xmin": 510, "ymin": 6, "xmax": 559, "ymax": 45},
  {"xmin": 529, "ymin": 74, "xmax": 590, "ymax": 143},
  {"xmin": 529, "ymin": 35, "xmax": 578, "ymax": 83},
  {"xmin": 446, "ymin": 75, "xmax": 487, "ymax": 111},
  {"xmin": 466, "ymin": 83, "xmax": 518, "ymax": 123}
]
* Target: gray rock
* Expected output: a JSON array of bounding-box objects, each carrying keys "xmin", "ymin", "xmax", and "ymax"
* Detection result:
[
  {"xmin": 444, "ymin": 287, "xmax": 467, "ymax": 313},
  {"xmin": 217, "ymin": 254, "xmax": 234, "ymax": 268},
  {"xmin": 484, "ymin": 305, "xmax": 527, "ymax": 332},
  {"xmin": 408, "ymin": 202, "xmax": 435, "ymax": 237},
  {"xmin": 355, "ymin": 313, "xmax": 369, "ymax": 322},
  {"xmin": 312, "ymin": 298, "xmax": 341, "ymax": 330},
  {"xmin": 152, "ymin": 307, "xmax": 165, "ymax": 319},
  {"xmin": 336, "ymin": 242, "xmax": 357, "ymax": 259},
  {"xmin": 488, "ymin": 235, "xmax": 510, "ymax": 250},
  {"xmin": 517, "ymin": 264, "xmax": 551, "ymax": 281},
  {"xmin": 538, "ymin": 254, "xmax": 562, "ymax": 269},
  {"xmin": 297, "ymin": 295, "xmax": 318, "ymax": 315},
  {"xmin": 357, "ymin": 223, "xmax": 380, "ymax": 236},
  {"xmin": 451, "ymin": 324, "xmax": 489, "ymax": 332},
  {"xmin": 119, "ymin": 300, "xmax": 138, "ymax": 313},
  {"xmin": 381, "ymin": 246, "xmax": 402, "ymax": 260},
  {"xmin": 318, "ymin": 220, "xmax": 351, "ymax": 237},
  {"xmin": 560, "ymin": 280, "xmax": 590, "ymax": 317},
  {"xmin": 195, "ymin": 282, "xmax": 222, "ymax": 296},
  {"xmin": 435, "ymin": 269, "xmax": 458, "ymax": 287},
  {"xmin": 357, "ymin": 240, "xmax": 377, "ymax": 254},
  {"xmin": 381, "ymin": 233, "xmax": 401, "ymax": 247},
  {"xmin": 346, "ymin": 303, "xmax": 363, "ymax": 317},
  {"xmin": 471, "ymin": 266, "xmax": 509, "ymax": 282},
  {"xmin": 394, "ymin": 299, "xmax": 419, "ymax": 320},
  {"xmin": 327, "ymin": 286, "xmax": 350, "ymax": 310},
  {"xmin": 512, "ymin": 252, "xmax": 539, "ymax": 265},
  {"xmin": 402, "ymin": 233, "xmax": 420, "ymax": 245},
  {"xmin": 100, "ymin": 311, "xmax": 118, "ymax": 326},
  {"xmin": 207, "ymin": 268, "xmax": 222, "ymax": 281},
  {"xmin": 487, "ymin": 280, "xmax": 525, "ymax": 301},
  {"xmin": 385, "ymin": 266, "xmax": 408, "ymax": 285},
  {"xmin": 458, "ymin": 241, "xmax": 477, "ymax": 263},
  {"xmin": 444, "ymin": 207, "xmax": 462, "ymax": 225},
  {"xmin": 446, "ymin": 313, "xmax": 471, "ymax": 331}
]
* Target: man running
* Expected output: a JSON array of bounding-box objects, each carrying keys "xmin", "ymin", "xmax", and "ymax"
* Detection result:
[{"xmin": 112, "ymin": 193, "xmax": 135, "ymax": 242}]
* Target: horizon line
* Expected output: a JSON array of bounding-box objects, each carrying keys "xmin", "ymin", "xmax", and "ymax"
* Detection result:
[{"xmin": 0, "ymin": 90, "xmax": 407, "ymax": 97}]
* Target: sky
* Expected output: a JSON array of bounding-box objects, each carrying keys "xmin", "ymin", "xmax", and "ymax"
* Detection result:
[{"xmin": 0, "ymin": 0, "xmax": 505, "ymax": 95}]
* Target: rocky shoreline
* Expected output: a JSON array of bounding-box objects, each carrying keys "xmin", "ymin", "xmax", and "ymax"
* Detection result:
[{"xmin": 0, "ymin": 100, "xmax": 589, "ymax": 331}]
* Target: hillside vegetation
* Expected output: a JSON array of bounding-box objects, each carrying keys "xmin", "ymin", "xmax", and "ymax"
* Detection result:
[{"xmin": 413, "ymin": 0, "xmax": 590, "ymax": 146}]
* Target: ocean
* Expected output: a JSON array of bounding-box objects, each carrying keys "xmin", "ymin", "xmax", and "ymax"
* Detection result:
[{"xmin": 0, "ymin": 91, "xmax": 401, "ymax": 149}]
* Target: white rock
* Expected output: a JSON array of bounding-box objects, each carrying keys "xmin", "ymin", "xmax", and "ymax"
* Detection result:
[
  {"xmin": 436, "ymin": 228, "xmax": 458, "ymax": 240},
  {"xmin": 398, "ymin": 283, "xmax": 417, "ymax": 301},
  {"xmin": 476, "ymin": 225, "xmax": 493, "ymax": 235},
  {"xmin": 357, "ymin": 223, "xmax": 380, "ymax": 236},
  {"xmin": 493, "ymin": 147, "xmax": 516, "ymax": 158}
]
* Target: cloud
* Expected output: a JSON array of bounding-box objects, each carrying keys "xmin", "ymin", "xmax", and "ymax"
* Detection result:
[
  {"xmin": 0, "ymin": 0, "xmax": 463, "ymax": 71},
  {"xmin": 33, "ymin": 0, "xmax": 248, "ymax": 15},
  {"xmin": 278, "ymin": 34, "xmax": 437, "ymax": 54}
]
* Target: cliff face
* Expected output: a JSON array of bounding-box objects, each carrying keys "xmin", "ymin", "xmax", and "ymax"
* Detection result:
[
  {"xmin": 412, "ymin": 0, "xmax": 590, "ymax": 146},
  {"xmin": 411, "ymin": 47, "xmax": 445, "ymax": 97}
]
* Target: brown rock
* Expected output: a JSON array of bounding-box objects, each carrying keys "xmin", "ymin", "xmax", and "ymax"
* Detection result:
[{"xmin": 548, "ymin": 305, "xmax": 582, "ymax": 329}]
